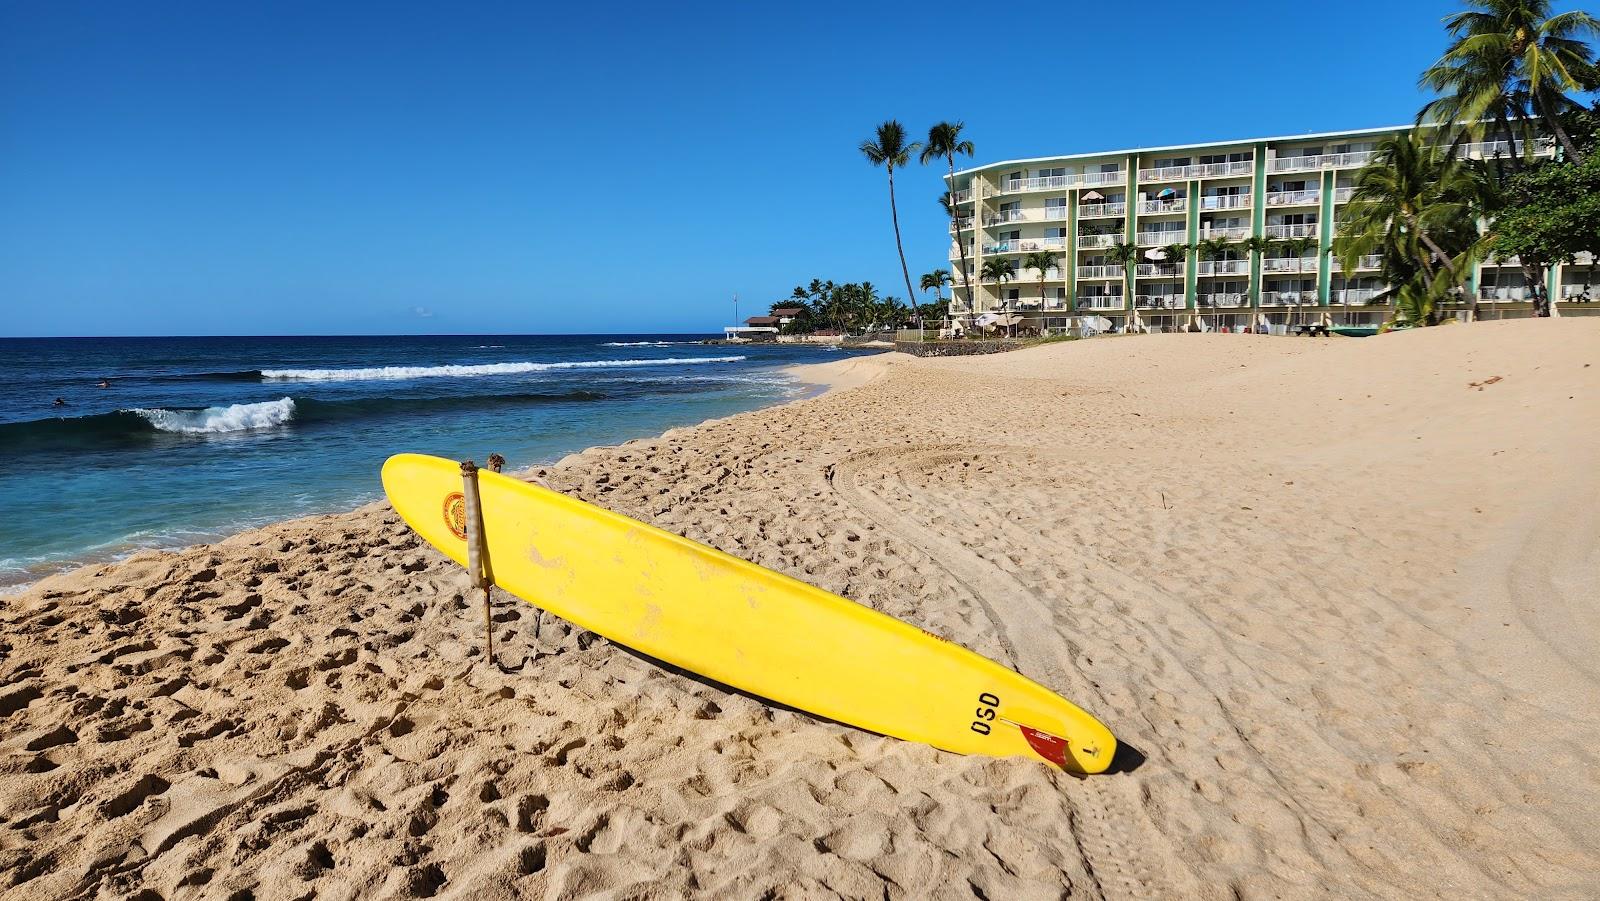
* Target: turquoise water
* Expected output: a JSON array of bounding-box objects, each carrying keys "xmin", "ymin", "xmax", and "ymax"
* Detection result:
[{"xmin": 0, "ymin": 335, "xmax": 857, "ymax": 586}]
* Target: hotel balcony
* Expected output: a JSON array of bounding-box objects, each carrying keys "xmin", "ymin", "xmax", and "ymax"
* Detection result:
[
  {"xmin": 1262, "ymin": 256, "xmax": 1319, "ymax": 273},
  {"xmin": 1330, "ymin": 288, "xmax": 1385, "ymax": 305},
  {"xmin": 1138, "ymin": 160, "xmax": 1255, "ymax": 182},
  {"xmin": 1197, "ymin": 293, "xmax": 1249, "ymax": 308},
  {"xmin": 1138, "ymin": 198, "xmax": 1187, "ymax": 215},
  {"xmin": 1042, "ymin": 205, "xmax": 1070, "ymax": 220},
  {"xmin": 949, "ymin": 216, "xmax": 974, "ymax": 233},
  {"xmin": 1077, "ymin": 264, "xmax": 1125, "ymax": 279},
  {"xmin": 1078, "ymin": 232, "xmax": 1121, "ymax": 249},
  {"xmin": 1198, "ymin": 194, "xmax": 1252, "ymax": 211},
  {"xmin": 1266, "ymin": 189, "xmax": 1322, "ymax": 207},
  {"xmin": 1134, "ymin": 263, "xmax": 1185, "ymax": 277},
  {"xmin": 1076, "ymin": 170, "xmax": 1127, "ymax": 188},
  {"xmin": 983, "ymin": 236, "xmax": 1067, "ymax": 254},
  {"xmin": 1134, "ymin": 295, "xmax": 1185, "ymax": 310},
  {"xmin": 1268, "ymin": 151, "xmax": 1376, "ymax": 173},
  {"xmin": 985, "ymin": 209, "xmax": 1032, "ymax": 225},
  {"xmin": 1482, "ymin": 255, "xmax": 1523, "ymax": 266},
  {"xmin": 1265, "ymin": 223, "xmax": 1319, "ymax": 239},
  {"xmin": 1197, "ymin": 225, "xmax": 1251, "ymax": 240},
  {"xmin": 1196, "ymin": 259, "xmax": 1249, "ymax": 276},
  {"xmin": 1454, "ymin": 140, "xmax": 1553, "ymax": 160},
  {"xmin": 1001, "ymin": 174, "xmax": 1070, "ymax": 193},
  {"xmin": 1137, "ymin": 231, "xmax": 1186, "ymax": 246},
  {"xmin": 1339, "ymin": 254, "xmax": 1383, "ymax": 272},
  {"xmin": 949, "ymin": 243, "xmax": 973, "ymax": 258},
  {"xmin": 1078, "ymin": 201, "xmax": 1127, "ymax": 218},
  {"xmin": 1076, "ymin": 295, "xmax": 1125, "ymax": 310},
  {"xmin": 1479, "ymin": 286, "xmax": 1532, "ymax": 301},
  {"xmin": 1259, "ymin": 291, "xmax": 1313, "ymax": 307},
  {"xmin": 951, "ymin": 188, "xmax": 975, "ymax": 203},
  {"xmin": 1333, "ymin": 187, "xmax": 1355, "ymax": 202}
]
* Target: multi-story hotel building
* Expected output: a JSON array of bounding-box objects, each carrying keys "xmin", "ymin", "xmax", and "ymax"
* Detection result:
[{"xmin": 945, "ymin": 125, "xmax": 1595, "ymax": 334}]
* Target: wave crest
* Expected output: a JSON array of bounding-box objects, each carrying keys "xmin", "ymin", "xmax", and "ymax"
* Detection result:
[
  {"xmin": 260, "ymin": 356, "xmax": 745, "ymax": 381},
  {"xmin": 132, "ymin": 398, "xmax": 296, "ymax": 434}
]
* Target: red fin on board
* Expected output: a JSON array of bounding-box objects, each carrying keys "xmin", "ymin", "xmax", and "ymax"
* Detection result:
[{"xmin": 1019, "ymin": 725, "xmax": 1069, "ymax": 767}]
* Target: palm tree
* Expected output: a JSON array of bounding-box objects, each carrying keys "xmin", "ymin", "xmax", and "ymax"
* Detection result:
[
  {"xmin": 1160, "ymin": 242, "xmax": 1190, "ymax": 276},
  {"xmin": 1108, "ymin": 240, "xmax": 1142, "ymax": 318},
  {"xmin": 980, "ymin": 258, "xmax": 1015, "ymax": 336},
  {"xmin": 922, "ymin": 122, "xmax": 977, "ymax": 308},
  {"xmin": 1334, "ymin": 130, "xmax": 1496, "ymax": 321},
  {"xmin": 1420, "ymin": 1, "xmax": 1600, "ymax": 166},
  {"xmin": 1280, "ymin": 235, "xmax": 1320, "ymax": 326},
  {"xmin": 920, "ymin": 269, "xmax": 950, "ymax": 328},
  {"xmin": 1022, "ymin": 251, "xmax": 1059, "ymax": 334},
  {"xmin": 1193, "ymin": 236, "xmax": 1238, "ymax": 326},
  {"xmin": 861, "ymin": 121, "xmax": 923, "ymax": 326}
]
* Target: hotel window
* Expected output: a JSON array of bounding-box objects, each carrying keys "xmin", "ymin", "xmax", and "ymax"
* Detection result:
[
  {"xmin": 1152, "ymin": 157, "xmax": 1191, "ymax": 168},
  {"xmin": 1046, "ymin": 227, "xmax": 1067, "ymax": 238},
  {"xmin": 1045, "ymin": 197, "xmax": 1067, "ymax": 209},
  {"xmin": 1037, "ymin": 167, "xmax": 1065, "ymax": 178}
]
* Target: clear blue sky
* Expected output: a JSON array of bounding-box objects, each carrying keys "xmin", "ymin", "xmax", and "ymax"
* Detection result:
[{"xmin": 0, "ymin": 1, "xmax": 1584, "ymax": 336}]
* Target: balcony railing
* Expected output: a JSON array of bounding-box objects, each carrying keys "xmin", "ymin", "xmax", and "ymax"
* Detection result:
[
  {"xmin": 1138, "ymin": 160, "xmax": 1255, "ymax": 181},
  {"xmin": 1078, "ymin": 201, "xmax": 1127, "ymax": 218},
  {"xmin": 1002, "ymin": 174, "xmax": 1070, "ymax": 193},
  {"xmin": 1199, "ymin": 194, "xmax": 1252, "ymax": 211},
  {"xmin": 1330, "ymin": 289, "xmax": 1385, "ymax": 305},
  {"xmin": 1196, "ymin": 259, "xmax": 1249, "ymax": 275},
  {"xmin": 950, "ymin": 217, "xmax": 974, "ymax": 232},
  {"xmin": 983, "ymin": 236, "xmax": 1067, "ymax": 254},
  {"xmin": 1077, "ymin": 265, "xmax": 1125, "ymax": 279},
  {"xmin": 1043, "ymin": 205, "xmax": 1070, "ymax": 220},
  {"xmin": 985, "ymin": 209, "xmax": 1031, "ymax": 225},
  {"xmin": 951, "ymin": 188, "xmax": 974, "ymax": 203},
  {"xmin": 1332, "ymin": 187, "xmax": 1355, "ymax": 202},
  {"xmin": 1198, "ymin": 225, "xmax": 1251, "ymax": 240},
  {"xmin": 1139, "ymin": 198, "xmax": 1187, "ymax": 214},
  {"xmin": 1077, "ymin": 170, "xmax": 1126, "ymax": 187},
  {"xmin": 1197, "ymin": 293, "xmax": 1249, "ymax": 308},
  {"xmin": 1267, "ymin": 189, "xmax": 1322, "ymax": 207},
  {"xmin": 1454, "ymin": 140, "xmax": 1552, "ymax": 160},
  {"xmin": 1265, "ymin": 223, "xmax": 1319, "ymax": 239},
  {"xmin": 1479, "ymin": 287, "xmax": 1532, "ymax": 300},
  {"xmin": 1137, "ymin": 231, "xmax": 1186, "ymax": 246},
  {"xmin": 1268, "ymin": 150, "xmax": 1376, "ymax": 173},
  {"xmin": 1078, "ymin": 233, "xmax": 1121, "ymax": 249},
  {"xmin": 1560, "ymin": 284, "xmax": 1592, "ymax": 298},
  {"xmin": 1483, "ymin": 255, "xmax": 1522, "ymax": 266},
  {"xmin": 1260, "ymin": 291, "xmax": 1314, "ymax": 307},
  {"xmin": 1134, "ymin": 294, "xmax": 1185, "ymax": 310},
  {"xmin": 1077, "ymin": 295, "xmax": 1124, "ymax": 310},
  {"xmin": 1262, "ymin": 256, "xmax": 1319, "ymax": 273},
  {"xmin": 1135, "ymin": 263, "xmax": 1185, "ymax": 277},
  {"xmin": 1341, "ymin": 254, "xmax": 1383, "ymax": 271}
]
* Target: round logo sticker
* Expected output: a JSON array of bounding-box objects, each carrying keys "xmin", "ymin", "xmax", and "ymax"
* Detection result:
[{"xmin": 442, "ymin": 492, "xmax": 467, "ymax": 540}]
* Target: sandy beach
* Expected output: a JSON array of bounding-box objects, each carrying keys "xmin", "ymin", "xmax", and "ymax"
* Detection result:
[{"xmin": 2, "ymin": 319, "xmax": 1596, "ymax": 900}]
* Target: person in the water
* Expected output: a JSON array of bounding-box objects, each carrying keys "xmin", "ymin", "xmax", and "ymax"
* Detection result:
[
  {"xmin": 96, "ymin": 378, "xmax": 111, "ymax": 389},
  {"xmin": 53, "ymin": 397, "xmax": 67, "ymax": 406}
]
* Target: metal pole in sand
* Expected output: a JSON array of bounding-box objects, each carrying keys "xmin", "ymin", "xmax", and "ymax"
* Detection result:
[{"xmin": 459, "ymin": 460, "xmax": 494, "ymax": 669}]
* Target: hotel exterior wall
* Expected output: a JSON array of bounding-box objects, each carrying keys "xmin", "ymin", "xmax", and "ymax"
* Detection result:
[{"xmin": 944, "ymin": 126, "xmax": 1576, "ymax": 329}]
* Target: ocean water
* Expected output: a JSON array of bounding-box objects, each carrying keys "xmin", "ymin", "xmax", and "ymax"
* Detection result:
[{"xmin": 0, "ymin": 335, "xmax": 857, "ymax": 587}]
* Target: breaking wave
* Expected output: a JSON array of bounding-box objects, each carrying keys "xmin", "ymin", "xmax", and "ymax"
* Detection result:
[{"xmin": 258, "ymin": 356, "xmax": 745, "ymax": 381}]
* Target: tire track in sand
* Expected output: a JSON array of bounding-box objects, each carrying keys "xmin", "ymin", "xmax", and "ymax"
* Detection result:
[{"xmin": 828, "ymin": 444, "xmax": 1187, "ymax": 901}]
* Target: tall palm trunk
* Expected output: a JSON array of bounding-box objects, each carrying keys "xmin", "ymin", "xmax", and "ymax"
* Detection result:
[
  {"xmin": 948, "ymin": 156, "xmax": 972, "ymax": 315},
  {"xmin": 886, "ymin": 166, "xmax": 918, "ymax": 332},
  {"xmin": 1533, "ymin": 89, "xmax": 1585, "ymax": 165}
]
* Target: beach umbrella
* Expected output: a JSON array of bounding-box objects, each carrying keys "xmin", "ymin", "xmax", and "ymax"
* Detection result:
[
  {"xmin": 1157, "ymin": 187, "xmax": 1177, "ymax": 199},
  {"xmin": 1082, "ymin": 190, "xmax": 1104, "ymax": 201},
  {"xmin": 1145, "ymin": 248, "xmax": 1167, "ymax": 261}
]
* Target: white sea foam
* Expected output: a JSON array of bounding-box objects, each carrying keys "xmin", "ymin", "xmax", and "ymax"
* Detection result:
[
  {"xmin": 259, "ymin": 356, "xmax": 746, "ymax": 381},
  {"xmin": 601, "ymin": 340, "xmax": 703, "ymax": 347},
  {"xmin": 133, "ymin": 398, "xmax": 297, "ymax": 434}
]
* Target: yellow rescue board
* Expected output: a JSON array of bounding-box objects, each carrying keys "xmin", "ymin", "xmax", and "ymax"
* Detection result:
[{"xmin": 382, "ymin": 453, "xmax": 1116, "ymax": 772}]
